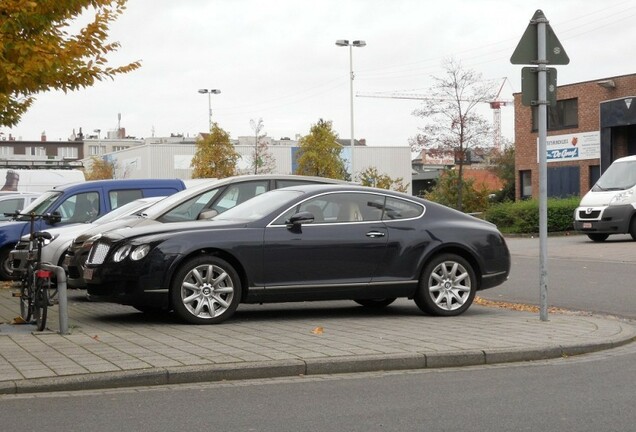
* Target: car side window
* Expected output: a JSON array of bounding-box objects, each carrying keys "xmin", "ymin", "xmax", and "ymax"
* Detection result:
[
  {"xmin": 382, "ymin": 197, "xmax": 424, "ymax": 220},
  {"xmin": 272, "ymin": 192, "xmax": 385, "ymax": 225},
  {"xmin": 276, "ymin": 179, "xmax": 321, "ymax": 188},
  {"xmin": 0, "ymin": 198, "xmax": 24, "ymax": 218},
  {"xmin": 60, "ymin": 192, "xmax": 100, "ymax": 223},
  {"xmin": 109, "ymin": 189, "xmax": 143, "ymax": 210},
  {"xmin": 157, "ymin": 189, "xmax": 221, "ymax": 223},
  {"xmin": 211, "ymin": 181, "xmax": 269, "ymax": 214}
]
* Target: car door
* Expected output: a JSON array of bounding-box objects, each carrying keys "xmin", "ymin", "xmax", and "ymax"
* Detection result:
[{"xmin": 262, "ymin": 191, "xmax": 388, "ymax": 289}]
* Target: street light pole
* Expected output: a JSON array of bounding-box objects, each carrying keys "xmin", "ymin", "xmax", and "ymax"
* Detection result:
[
  {"xmin": 335, "ymin": 39, "xmax": 366, "ymax": 177},
  {"xmin": 197, "ymin": 88, "xmax": 221, "ymax": 131}
]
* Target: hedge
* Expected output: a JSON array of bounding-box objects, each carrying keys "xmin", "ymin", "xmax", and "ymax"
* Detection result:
[{"xmin": 483, "ymin": 197, "xmax": 580, "ymax": 234}]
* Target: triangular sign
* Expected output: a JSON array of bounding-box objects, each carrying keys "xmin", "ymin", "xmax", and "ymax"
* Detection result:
[{"xmin": 510, "ymin": 10, "xmax": 570, "ymax": 66}]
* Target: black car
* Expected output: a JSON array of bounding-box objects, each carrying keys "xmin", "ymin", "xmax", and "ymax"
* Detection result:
[
  {"xmin": 64, "ymin": 174, "xmax": 344, "ymax": 288},
  {"xmin": 83, "ymin": 184, "xmax": 511, "ymax": 324}
]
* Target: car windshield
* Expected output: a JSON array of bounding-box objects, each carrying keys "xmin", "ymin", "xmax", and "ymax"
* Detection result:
[
  {"xmin": 15, "ymin": 191, "xmax": 62, "ymax": 220},
  {"xmin": 94, "ymin": 197, "xmax": 165, "ymax": 224},
  {"xmin": 140, "ymin": 179, "xmax": 222, "ymax": 218},
  {"xmin": 593, "ymin": 160, "xmax": 636, "ymax": 191},
  {"xmin": 214, "ymin": 189, "xmax": 303, "ymax": 222}
]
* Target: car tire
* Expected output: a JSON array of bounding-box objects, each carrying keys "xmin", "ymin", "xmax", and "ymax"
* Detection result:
[
  {"xmin": 587, "ymin": 233, "xmax": 609, "ymax": 242},
  {"xmin": 629, "ymin": 218, "xmax": 636, "ymax": 241},
  {"xmin": 354, "ymin": 298, "xmax": 396, "ymax": 308},
  {"xmin": 0, "ymin": 247, "xmax": 15, "ymax": 281},
  {"xmin": 414, "ymin": 253, "xmax": 476, "ymax": 316},
  {"xmin": 170, "ymin": 255, "xmax": 241, "ymax": 324}
]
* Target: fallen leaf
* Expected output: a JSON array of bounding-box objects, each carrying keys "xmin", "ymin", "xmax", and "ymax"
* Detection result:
[
  {"xmin": 311, "ymin": 326, "xmax": 324, "ymax": 335},
  {"xmin": 11, "ymin": 316, "xmax": 27, "ymax": 325},
  {"xmin": 92, "ymin": 335, "xmax": 100, "ymax": 340}
]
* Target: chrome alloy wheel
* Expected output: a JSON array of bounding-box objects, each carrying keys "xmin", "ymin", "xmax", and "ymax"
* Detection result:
[
  {"xmin": 427, "ymin": 260, "xmax": 471, "ymax": 311},
  {"xmin": 181, "ymin": 264, "xmax": 235, "ymax": 320}
]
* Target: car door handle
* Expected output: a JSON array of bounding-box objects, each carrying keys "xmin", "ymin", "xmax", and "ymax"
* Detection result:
[{"xmin": 366, "ymin": 231, "xmax": 385, "ymax": 238}]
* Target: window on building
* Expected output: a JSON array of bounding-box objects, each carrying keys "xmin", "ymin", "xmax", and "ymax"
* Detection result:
[
  {"xmin": 89, "ymin": 145, "xmax": 106, "ymax": 156},
  {"xmin": 112, "ymin": 146, "xmax": 128, "ymax": 152},
  {"xmin": 26, "ymin": 146, "xmax": 46, "ymax": 156},
  {"xmin": 589, "ymin": 165, "xmax": 600, "ymax": 191},
  {"xmin": 532, "ymin": 98, "xmax": 578, "ymax": 131},
  {"xmin": 57, "ymin": 147, "xmax": 78, "ymax": 158},
  {"xmin": 0, "ymin": 146, "xmax": 14, "ymax": 156},
  {"xmin": 520, "ymin": 170, "xmax": 532, "ymax": 199}
]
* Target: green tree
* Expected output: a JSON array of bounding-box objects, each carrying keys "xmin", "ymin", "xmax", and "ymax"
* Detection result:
[
  {"xmin": 426, "ymin": 169, "xmax": 490, "ymax": 214},
  {"xmin": 410, "ymin": 59, "xmax": 494, "ymax": 211},
  {"xmin": 489, "ymin": 144, "xmax": 515, "ymax": 202},
  {"xmin": 295, "ymin": 119, "xmax": 346, "ymax": 179},
  {"xmin": 191, "ymin": 123, "xmax": 239, "ymax": 179},
  {"xmin": 0, "ymin": 0, "xmax": 141, "ymax": 127},
  {"xmin": 358, "ymin": 167, "xmax": 409, "ymax": 192},
  {"xmin": 84, "ymin": 156, "xmax": 115, "ymax": 180}
]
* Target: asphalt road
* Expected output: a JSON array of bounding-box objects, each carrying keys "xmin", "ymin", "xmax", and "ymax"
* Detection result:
[
  {"xmin": 2, "ymin": 342, "xmax": 636, "ymax": 432},
  {"xmin": 480, "ymin": 234, "xmax": 636, "ymax": 319}
]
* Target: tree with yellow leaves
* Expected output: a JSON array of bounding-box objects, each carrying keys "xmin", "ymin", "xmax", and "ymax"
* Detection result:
[
  {"xmin": 295, "ymin": 119, "xmax": 346, "ymax": 180},
  {"xmin": 0, "ymin": 0, "xmax": 141, "ymax": 127},
  {"xmin": 191, "ymin": 123, "xmax": 239, "ymax": 179},
  {"xmin": 84, "ymin": 156, "xmax": 115, "ymax": 180}
]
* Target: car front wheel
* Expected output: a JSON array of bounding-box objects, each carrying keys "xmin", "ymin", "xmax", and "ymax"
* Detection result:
[
  {"xmin": 587, "ymin": 233, "xmax": 609, "ymax": 242},
  {"xmin": 415, "ymin": 254, "xmax": 476, "ymax": 316},
  {"xmin": 171, "ymin": 255, "xmax": 241, "ymax": 324}
]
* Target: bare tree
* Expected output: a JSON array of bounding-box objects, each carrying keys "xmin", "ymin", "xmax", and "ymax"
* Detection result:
[{"xmin": 410, "ymin": 59, "xmax": 494, "ymax": 211}]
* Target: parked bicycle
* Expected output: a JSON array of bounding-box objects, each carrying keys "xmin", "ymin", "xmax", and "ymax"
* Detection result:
[{"xmin": 5, "ymin": 211, "xmax": 61, "ymax": 331}]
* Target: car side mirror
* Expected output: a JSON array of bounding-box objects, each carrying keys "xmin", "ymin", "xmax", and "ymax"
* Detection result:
[
  {"xmin": 46, "ymin": 211, "xmax": 62, "ymax": 224},
  {"xmin": 198, "ymin": 209, "xmax": 219, "ymax": 220},
  {"xmin": 286, "ymin": 211, "xmax": 315, "ymax": 228}
]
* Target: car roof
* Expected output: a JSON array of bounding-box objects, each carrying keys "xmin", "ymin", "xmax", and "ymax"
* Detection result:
[{"xmin": 50, "ymin": 178, "xmax": 184, "ymax": 192}]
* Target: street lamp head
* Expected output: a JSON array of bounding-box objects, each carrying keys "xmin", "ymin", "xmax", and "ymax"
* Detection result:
[
  {"xmin": 335, "ymin": 39, "xmax": 349, "ymax": 47},
  {"xmin": 198, "ymin": 89, "xmax": 208, "ymax": 94},
  {"xmin": 352, "ymin": 40, "xmax": 366, "ymax": 47},
  {"xmin": 211, "ymin": 89, "xmax": 221, "ymax": 94}
]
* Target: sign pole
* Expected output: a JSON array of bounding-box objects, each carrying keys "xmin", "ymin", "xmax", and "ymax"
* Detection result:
[{"xmin": 537, "ymin": 16, "xmax": 549, "ymax": 321}]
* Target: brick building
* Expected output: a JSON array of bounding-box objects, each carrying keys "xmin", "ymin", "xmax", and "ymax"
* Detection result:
[{"xmin": 514, "ymin": 73, "xmax": 636, "ymax": 199}]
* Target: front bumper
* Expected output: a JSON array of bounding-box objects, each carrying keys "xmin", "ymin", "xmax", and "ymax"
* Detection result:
[{"xmin": 574, "ymin": 204, "xmax": 634, "ymax": 234}]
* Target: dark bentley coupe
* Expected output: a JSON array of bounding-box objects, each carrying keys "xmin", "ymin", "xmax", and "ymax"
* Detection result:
[{"xmin": 83, "ymin": 184, "xmax": 510, "ymax": 324}]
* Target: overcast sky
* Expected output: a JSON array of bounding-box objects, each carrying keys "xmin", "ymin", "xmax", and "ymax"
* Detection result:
[{"xmin": 5, "ymin": 0, "xmax": 636, "ymax": 146}]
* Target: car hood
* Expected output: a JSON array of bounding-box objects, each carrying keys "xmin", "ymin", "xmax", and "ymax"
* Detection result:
[
  {"xmin": 73, "ymin": 215, "xmax": 145, "ymax": 243},
  {"xmin": 102, "ymin": 219, "xmax": 250, "ymax": 243},
  {"xmin": 579, "ymin": 190, "xmax": 623, "ymax": 207}
]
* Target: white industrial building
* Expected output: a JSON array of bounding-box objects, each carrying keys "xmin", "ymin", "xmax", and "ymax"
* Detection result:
[{"xmin": 97, "ymin": 143, "xmax": 413, "ymax": 194}]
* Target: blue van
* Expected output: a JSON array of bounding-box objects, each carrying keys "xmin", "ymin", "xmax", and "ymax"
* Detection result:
[{"xmin": 0, "ymin": 178, "xmax": 186, "ymax": 279}]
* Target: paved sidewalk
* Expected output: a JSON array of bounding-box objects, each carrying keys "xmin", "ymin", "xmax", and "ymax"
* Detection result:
[{"xmin": 1, "ymin": 287, "xmax": 634, "ymax": 395}]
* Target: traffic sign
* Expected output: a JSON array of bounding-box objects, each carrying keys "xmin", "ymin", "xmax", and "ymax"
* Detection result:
[
  {"xmin": 510, "ymin": 10, "xmax": 569, "ymax": 65},
  {"xmin": 521, "ymin": 67, "xmax": 557, "ymax": 107}
]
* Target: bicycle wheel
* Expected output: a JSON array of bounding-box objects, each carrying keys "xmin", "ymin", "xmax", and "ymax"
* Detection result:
[
  {"xmin": 19, "ymin": 282, "xmax": 33, "ymax": 322},
  {"xmin": 33, "ymin": 278, "xmax": 49, "ymax": 331}
]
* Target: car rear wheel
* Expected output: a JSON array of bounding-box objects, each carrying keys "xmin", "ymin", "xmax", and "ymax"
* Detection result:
[
  {"xmin": 354, "ymin": 298, "xmax": 396, "ymax": 308},
  {"xmin": 171, "ymin": 255, "xmax": 241, "ymax": 324},
  {"xmin": 587, "ymin": 233, "xmax": 609, "ymax": 242},
  {"xmin": 415, "ymin": 254, "xmax": 476, "ymax": 316}
]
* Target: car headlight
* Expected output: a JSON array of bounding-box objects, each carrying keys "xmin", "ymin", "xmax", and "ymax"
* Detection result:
[
  {"xmin": 609, "ymin": 189, "xmax": 634, "ymax": 205},
  {"xmin": 113, "ymin": 244, "xmax": 132, "ymax": 262},
  {"xmin": 131, "ymin": 244, "xmax": 150, "ymax": 261}
]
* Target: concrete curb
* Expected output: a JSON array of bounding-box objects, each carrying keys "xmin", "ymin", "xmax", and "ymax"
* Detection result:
[{"xmin": 3, "ymin": 328, "xmax": 635, "ymax": 395}]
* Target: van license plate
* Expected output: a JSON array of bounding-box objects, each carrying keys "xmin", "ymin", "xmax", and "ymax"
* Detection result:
[
  {"xmin": 582, "ymin": 223, "xmax": 592, "ymax": 229},
  {"xmin": 83, "ymin": 268, "xmax": 94, "ymax": 280}
]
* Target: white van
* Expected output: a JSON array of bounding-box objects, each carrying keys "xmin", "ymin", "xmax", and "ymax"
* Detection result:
[
  {"xmin": 0, "ymin": 169, "xmax": 85, "ymax": 193},
  {"xmin": 574, "ymin": 155, "xmax": 636, "ymax": 241}
]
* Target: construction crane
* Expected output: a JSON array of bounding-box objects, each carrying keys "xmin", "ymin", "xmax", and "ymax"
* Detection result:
[{"xmin": 357, "ymin": 78, "xmax": 512, "ymax": 149}]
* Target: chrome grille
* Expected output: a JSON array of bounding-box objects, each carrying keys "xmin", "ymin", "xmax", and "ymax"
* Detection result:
[
  {"xmin": 87, "ymin": 242, "xmax": 110, "ymax": 265},
  {"xmin": 578, "ymin": 210, "xmax": 601, "ymax": 220}
]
